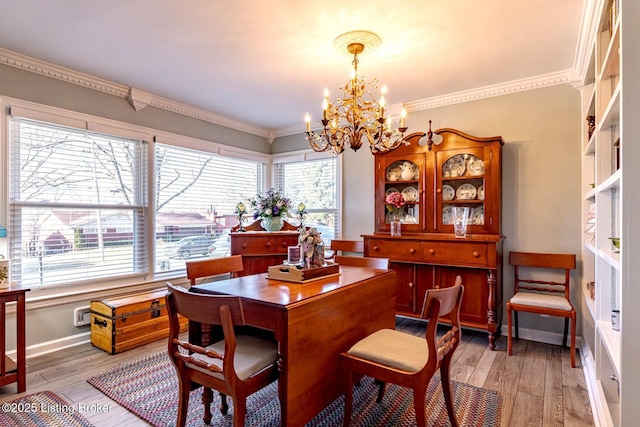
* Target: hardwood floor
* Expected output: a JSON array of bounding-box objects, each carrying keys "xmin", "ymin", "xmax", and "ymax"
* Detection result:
[{"xmin": 0, "ymin": 317, "xmax": 594, "ymax": 426}]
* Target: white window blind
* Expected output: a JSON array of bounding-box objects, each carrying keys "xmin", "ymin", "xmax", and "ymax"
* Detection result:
[
  {"xmin": 273, "ymin": 157, "xmax": 338, "ymax": 244},
  {"xmin": 9, "ymin": 117, "xmax": 148, "ymax": 289},
  {"xmin": 154, "ymin": 143, "xmax": 264, "ymax": 272}
]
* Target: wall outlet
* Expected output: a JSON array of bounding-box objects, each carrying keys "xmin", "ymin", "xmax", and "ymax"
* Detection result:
[{"xmin": 74, "ymin": 306, "xmax": 91, "ymax": 326}]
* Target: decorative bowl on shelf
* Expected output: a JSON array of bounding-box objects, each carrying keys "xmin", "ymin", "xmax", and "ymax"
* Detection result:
[{"xmin": 609, "ymin": 237, "xmax": 620, "ymax": 250}]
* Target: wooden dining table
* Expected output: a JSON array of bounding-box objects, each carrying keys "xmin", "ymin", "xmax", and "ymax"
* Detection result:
[{"xmin": 190, "ymin": 264, "xmax": 397, "ymax": 427}]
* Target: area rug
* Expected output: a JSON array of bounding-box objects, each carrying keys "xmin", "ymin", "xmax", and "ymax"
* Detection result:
[
  {"xmin": 0, "ymin": 390, "xmax": 94, "ymax": 427},
  {"xmin": 87, "ymin": 351, "xmax": 502, "ymax": 427}
]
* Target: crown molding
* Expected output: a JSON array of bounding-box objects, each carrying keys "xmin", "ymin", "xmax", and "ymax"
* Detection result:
[
  {"xmin": 404, "ymin": 70, "xmax": 572, "ymax": 113},
  {"xmin": 571, "ymin": 0, "xmax": 601, "ymax": 87},
  {"xmin": 0, "ymin": 47, "xmax": 270, "ymax": 138}
]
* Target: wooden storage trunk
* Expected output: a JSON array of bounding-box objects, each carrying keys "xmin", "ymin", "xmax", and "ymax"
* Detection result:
[{"xmin": 90, "ymin": 288, "xmax": 187, "ymax": 354}]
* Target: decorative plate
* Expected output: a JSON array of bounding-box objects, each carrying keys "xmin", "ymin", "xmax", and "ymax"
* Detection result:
[
  {"xmin": 442, "ymin": 205, "xmax": 453, "ymax": 225},
  {"xmin": 471, "ymin": 206, "xmax": 484, "ymax": 225},
  {"xmin": 477, "ymin": 184, "xmax": 484, "ymax": 200},
  {"xmin": 442, "ymin": 185, "xmax": 455, "ymax": 201},
  {"xmin": 467, "ymin": 156, "xmax": 484, "ymax": 176},
  {"xmin": 386, "ymin": 165, "xmax": 401, "ymax": 182},
  {"xmin": 403, "ymin": 214, "xmax": 418, "ymax": 224},
  {"xmin": 401, "ymin": 186, "xmax": 419, "ymax": 202},
  {"xmin": 385, "ymin": 187, "xmax": 400, "ymax": 197},
  {"xmin": 442, "ymin": 155, "xmax": 466, "ymax": 178},
  {"xmin": 456, "ymin": 183, "xmax": 477, "ymax": 200}
]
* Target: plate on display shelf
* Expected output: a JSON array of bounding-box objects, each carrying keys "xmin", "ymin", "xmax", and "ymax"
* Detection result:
[
  {"xmin": 477, "ymin": 184, "xmax": 484, "ymax": 200},
  {"xmin": 442, "ymin": 185, "xmax": 455, "ymax": 201},
  {"xmin": 401, "ymin": 186, "xmax": 419, "ymax": 202},
  {"xmin": 456, "ymin": 183, "xmax": 477, "ymax": 200},
  {"xmin": 442, "ymin": 155, "xmax": 466, "ymax": 178},
  {"xmin": 385, "ymin": 187, "xmax": 400, "ymax": 197},
  {"xmin": 402, "ymin": 215, "xmax": 418, "ymax": 224},
  {"xmin": 471, "ymin": 206, "xmax": 484, "ymax": 225},
  {"xmin": 442, "ymin": 205, "xmax": 453, "ymax": 225},
  {"xmin": 467, "ymin": 156, "xmax": 484, "ymax": 176},
  {"xmin": 386, "ymin": 165, "xmax": 401, "ymax": 182}
]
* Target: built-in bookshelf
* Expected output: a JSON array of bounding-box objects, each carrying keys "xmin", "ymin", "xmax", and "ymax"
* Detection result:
[{"xmin": 579, "ymin": 1, "xmax": 640, "ymax": 425}]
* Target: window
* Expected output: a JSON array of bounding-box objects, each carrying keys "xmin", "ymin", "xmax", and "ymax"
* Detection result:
[
  {"xmin": 273, "ymin": 155, "xmax": 339, "ymax": 244},
  {"xmin": 154, "ymin": 143, "xmax": 263, "ymax": 272},
  {"xmin": 5, "ymin": 103, "xmax": 338, "ymax": 291},
  {"xmin": 9, "ymin": 117, "xmax": 148, "ymax": 289}
]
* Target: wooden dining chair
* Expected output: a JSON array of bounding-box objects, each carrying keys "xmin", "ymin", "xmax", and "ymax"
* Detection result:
[
  {"xmin": 507, "ymin": 251, "xmax": 577, "ymax": 367},
  {"xmin": 166, "ymin": 281, "xmax": 278, "ymax": 427},
  {"xmin": 340, "ymin": 276, "xmax": 464, "ymax": 427},
  {"xmin": 326, "ymin": 239, "xmax": 364, "ymax": 262},
  {"xmin": 186, "ymin": 255, "xmax": 244, "ymax": 286},
  {"xmin": 334, "ymin": 255, "xmax": 389, "ymax": 269}
]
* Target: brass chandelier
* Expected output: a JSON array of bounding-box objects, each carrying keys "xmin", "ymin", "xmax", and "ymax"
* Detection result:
[{"xmin": 304, "ymin": 31, "xmax": 408, "ymax": 154}]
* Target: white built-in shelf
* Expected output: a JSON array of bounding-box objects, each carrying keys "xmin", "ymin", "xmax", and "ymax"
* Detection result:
[{"xmin": 597, "ymin": 319, "xmax": 621, "ymax": 376}]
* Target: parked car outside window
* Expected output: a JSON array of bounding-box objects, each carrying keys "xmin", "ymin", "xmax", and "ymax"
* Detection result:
[
  {"xmin": 207, "ymin": 230, "xmax": 231, "ymax": 259},
  {"xmin": 169, "ymin": 235, "xmax": 213, "ymax": 259}
]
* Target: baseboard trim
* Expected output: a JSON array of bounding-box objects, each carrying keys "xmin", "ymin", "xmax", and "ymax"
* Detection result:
[{"xmin": 6, "ymin": 331, "xmax": 91, "ymax": 360}]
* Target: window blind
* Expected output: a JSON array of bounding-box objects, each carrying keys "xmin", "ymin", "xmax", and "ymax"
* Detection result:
[
  {"xmin": 273, "ymin": 156, "xmax": 338, "ymax": 244},
  {"xmin": 154, "ymin": 143, "xmax": 264, "ymax": 272},
  {"xmin": 9, "ymin": 117, "xmax": 148, "ymax": 289}
]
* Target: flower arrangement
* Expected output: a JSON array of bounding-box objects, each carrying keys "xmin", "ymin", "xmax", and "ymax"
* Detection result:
[
  {"xmin": 250, "ymin": 188, "xmax": 292, "ymax": 219},
  {"xmin": 385, "ymin": 191, "xmax": 406, "ymax": 217},
  {"xmin": 299, "ymin": 227, "xmax": 324, "ymax": 269}
]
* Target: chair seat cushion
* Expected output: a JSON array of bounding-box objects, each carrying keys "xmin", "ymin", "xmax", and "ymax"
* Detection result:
[
  {"xmin": 509, "ymin": 292, "xmax": 572, "ymax": 311},
  {"xmin": 347, "ymin": 328, "xmax": 428, "ymax": 372},
  {"xmin": 187, "ymin": 335, "xmax": 278, "ymax": 380}
]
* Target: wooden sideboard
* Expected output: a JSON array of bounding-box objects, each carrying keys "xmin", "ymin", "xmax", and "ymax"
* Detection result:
[
  {"xmin": 363, "ymin": 233, "xmax": 503, "ymax": 349},
  {"xmin": 231, "ymin": 219, "xmax": 301, "ymax": 276}
]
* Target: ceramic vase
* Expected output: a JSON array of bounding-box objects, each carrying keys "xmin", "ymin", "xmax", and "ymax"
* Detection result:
[{"xmin": 261, "ymin": 216, "xmax": 284, "ymax": 232}]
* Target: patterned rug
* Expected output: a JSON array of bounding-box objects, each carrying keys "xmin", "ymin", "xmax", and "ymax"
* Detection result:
[
  {"xmin": 88, "ymin": 351, "xmax": 502, "ymax": 426},
  {"xmin": 0, "ymin": 390, "xmax": 94, "ymax": 427}
]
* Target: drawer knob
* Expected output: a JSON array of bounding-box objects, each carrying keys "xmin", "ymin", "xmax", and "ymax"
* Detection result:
[
  {"xmin": 265, "ymin": 242, "xmax": 271, "ymax": 248},
  {"xmin": 409, "ymin": 282, "xmax": 414, "ymax": 288},
  {"xmin": 281, "ymin": 242, "xmax": 288, "ymax": 248},
  {"xmin": 473, "ymin": 251, "xmax": 479, "ymax": 257},
  {"xmin": 429, "ymin": 248, "xmax": 435, "ymax": 254},
  {"xmin": 436, "ymin": 188, "xmax": 442, "ymax": 194},
  {"xmin": 373, "ymin": 246, "xmax": 380, "ymax": 252},
  {"xmin": 241, "ymin": 243, "xmax": 247, "ymax": 249},
  {"xmin": 435, "ymin": 285, "xmax": 440, "ymax": 289},
  {"xmin": 409, "ymin": 248, "xmax": 416, "ymax": 254}
]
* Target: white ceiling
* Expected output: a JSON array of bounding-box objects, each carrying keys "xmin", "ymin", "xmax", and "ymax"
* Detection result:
[{"xmin": 0, "ymin": 0, "xmax": 585, "ymax": 136}]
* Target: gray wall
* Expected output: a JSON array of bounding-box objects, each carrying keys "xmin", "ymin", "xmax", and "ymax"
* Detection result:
[{"xmin": 2, "ymin": 58, "xmax": 582, "ymax": 352}]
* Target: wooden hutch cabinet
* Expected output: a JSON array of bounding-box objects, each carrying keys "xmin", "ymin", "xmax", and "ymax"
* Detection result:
[{"xmin": 363, "ymin": 129, "xmax": 504, "ymax": 349}]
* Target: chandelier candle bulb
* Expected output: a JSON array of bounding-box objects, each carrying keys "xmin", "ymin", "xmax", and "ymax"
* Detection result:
[
  {"xmin": 305, "ymin": 114, "xmax": 311, "ymax": 132},
  {"xmin": 400, "ymin": 108, "xmax": 406, "ymax": 128}
]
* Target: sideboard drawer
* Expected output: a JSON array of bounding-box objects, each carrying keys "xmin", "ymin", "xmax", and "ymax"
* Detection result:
[
  {"xmin": 233, "ymin": 234, "xmax": 297, "ymax": 255},
  {"xmin": 233, "ymin": 236, "xmax": 277, "ymax": 254},
  {"xmin": 367, "ymin": 239, "xmax": 423, "ymax": 262},
  {"xmin": 423, "ymin": 242, "xmax": 488, "ymax": 266}
]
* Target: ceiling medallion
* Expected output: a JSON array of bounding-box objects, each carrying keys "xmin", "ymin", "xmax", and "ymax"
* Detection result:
[{"xmin": 304, "ymin": 31, "xmax": 408, "ymax": 154}]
